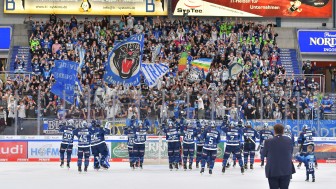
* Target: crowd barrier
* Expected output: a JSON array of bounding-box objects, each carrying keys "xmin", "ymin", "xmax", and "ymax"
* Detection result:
[{"xmin": 0, "ymin": 136, "xmax": 335, "ymax": 163}]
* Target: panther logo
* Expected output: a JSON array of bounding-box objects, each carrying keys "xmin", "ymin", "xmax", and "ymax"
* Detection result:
[{"xmin": 109, "ymin": 42, "xmax": 141, "ymax": 79}]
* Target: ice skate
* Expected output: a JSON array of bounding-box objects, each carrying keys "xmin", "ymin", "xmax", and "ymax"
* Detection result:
[
  {"xmin": 188, "ymin": 163, "xmax": 192, "ymax": 170},
  {"xmin": 66, "ymin": 162, "xmax": 70, "ymax": 169},
  {"xmin": 250, "ymin": 164, "xmax": 254, "ymax": 170},
  {"xmin": 183, "ymin": 164, "xmax": 187, "ymax": 171},
  {"xmin": 84, "ymin": 166, "xmax": 88, "ymax": 172},
  {"xmin": 241, "ymin": 167, "xmax": 245, "ymax": 174},
  {"xmin": 169, "ymin": 163, "xmax": 173, "ymax": 171},
  {"xmin": 200, "ymin": 168, "xmax": 204, "ymax": 174},
  {"xmin": 244, "ymin": 163, "xmax": 248, "ymax": 170},
  {"xmin": 60, "ymin": 161, "xmax": 64, "ymax": 168},
  {"xmin": 222, "ymin": 166, "xmax": 226, "ymax": 173},
  {"xmin": 78, "ymin": 166, "xmax": 82, "ymax": 173},
  {"xmin": 209, "ymin": 169, "xmax": 212, "ymax": 175},
  {"xmin": 196, "ymin": 163, "xmax": 199, "ymax": 168}
]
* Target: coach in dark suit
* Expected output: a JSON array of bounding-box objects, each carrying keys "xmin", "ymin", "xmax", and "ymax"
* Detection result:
[{"xmin": 263, "ymin": 124, "xmax": 295, "ymax": 189}]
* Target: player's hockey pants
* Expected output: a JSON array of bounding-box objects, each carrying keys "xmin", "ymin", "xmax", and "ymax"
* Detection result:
[
  {"xmin": 167, "ymin": 141, "xmax": 180, "ymax": 164},
  {"xmin": 134, "ymin": 143, "xmax": 145, "ymax": 164},
  {"xmin": 60, "ymin": 143, "xmax": 73, "ymax": 163},
  {"xmin": 183, "ymin": 143, "xmax": 195, "ymax": 165},
  {"xmin": 91, "ymin": 142, "xmax": 109, "ymax": 168},
  {"xmin": 222, "ymin": 145, "xmax": 243, "ymax": 167},
  {"xmin": 196, "ymin": 145, "xmax": 203, "ymax": 164},
  {"xmin": 77, "ymin": 147, "xmax": 90, "ymax": 167},
  {"xmin": 128, "ymin": 147, "xmax": 135, "ymax": 164},
  {"xmin": 201, "ymin": 149, "xmax": 217, "ymax": 169},
  {"xmin": 243, "ymin": 143, "xmax": 256, "ymax": 164}
]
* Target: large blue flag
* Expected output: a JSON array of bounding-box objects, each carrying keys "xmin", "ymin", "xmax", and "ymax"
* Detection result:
[
  {"xmin": 104, "ymin": 34, "xmax": 144, "ymax": 86},
  {"xmin": 51, "ymin": 60, "xmax": 80, "ymax": 104}
]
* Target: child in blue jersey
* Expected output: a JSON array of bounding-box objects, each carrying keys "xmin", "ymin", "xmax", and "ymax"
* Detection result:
[
  {"xmin": 73, "ymin": 121, "xmax": 92, "ymax": 173},
  {"xmin": 124, "ymin": 125, "xmax": 136, "ymax": 169},
  {"xmin": 89, "ymin": 120, "xmax": 111, "ymax": 170},
  {"xmin": 297, "ymin": 124, "xmax": 316, "ymax": 168},
  {"xmin": 133, "ymin": 121, "xmax": 149, "ymax": 169},
  {"xmin": 182, "ymin": 120, "xmax": 197, "ymax": 170},
  {"xmin": 221, "ymin": 121, "xmax": 245, "ymax": 174},
  {"xmin": 200, "ymin": 121, "xmax": 221, "ymax": 175},
  {"xmin": 259, "ymin": 123, "xmax": 274, "ymax": 167},
  {"xmin": 163, "ymin": 120, "xmax": 180, "ymax": 170},
  {"xmin": 59, "ymin": 120, "xmax": 75, "ymax": 169},
  {"xmin": 243, "ymin": 121, "xmax": 259, "ymax": 170},
  {"xmin": 296, "ymin": 145, "xmax": 317, "ymax": 182}
]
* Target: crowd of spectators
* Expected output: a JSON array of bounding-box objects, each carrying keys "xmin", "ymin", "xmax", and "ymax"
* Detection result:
[{"xmin": 0, "ymin": 15, "xmax": 333, "ymax": 134}]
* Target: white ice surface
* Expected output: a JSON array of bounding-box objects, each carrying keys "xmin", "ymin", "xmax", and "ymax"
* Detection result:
[{"xmin": 0, "ymin": 162, "xmax": 335, "ymax": 189}]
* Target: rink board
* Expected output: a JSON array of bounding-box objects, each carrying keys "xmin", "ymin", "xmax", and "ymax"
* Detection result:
[{"xmin": 0, "ymin": 136, "xmax": 336, "ymax": 163}]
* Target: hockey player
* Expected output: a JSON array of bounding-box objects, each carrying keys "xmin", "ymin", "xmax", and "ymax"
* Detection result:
[
  {"xmin": 200, "ymin": 121, "xmax": 221, "ymax": 175},
  {"xmin": 242, "ymin": 121, "xmax": 259, "ymax": 170},
  {"xmin": 133, "ymin": 121, "xmax": 149, "ymax": 169},
  {"xmin": 59, "ymin": 119, "xmax": 75, "ymax": 169},
  {"xmin": 124, "ymin": 125, "xmax": 136, "ymax": 169},
  {"xmin": 221, "ymin": 121, "xmax": 245, "ymax": 174},
  {"xmin": 90, "ymin": 120, "xmax": 111, "ymax": 170},
  {"xmin": 73, "ymin": 121, "xmax": 91, "ymax": 173},
  {"xmin": 295, "ymin": 145, "xmax": 317, "ymax": 182},
  {"xmin": 163, "ymin": 120, "xmax": 180, "ymax": 170},
  {"xmin": 195, "ymin": 124, "xmax": 205, "ymax": 168},
  {"xmin": 284, "ymin": 125, "xmax": 295, "ymax": 146},
  {"xmin": 297, "ymin": 124, "xmax": 316, "ymax": 168},
  {"xmin": 259, "ymin": 123, "xmax": 274, "ymax": 167},
  {"xmin": 182, "ymin": 121, "xmax": 197, "ymax": 170}
]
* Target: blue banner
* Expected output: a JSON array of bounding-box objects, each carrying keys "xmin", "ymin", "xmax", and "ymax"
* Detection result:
[
  {"xmin": 0, "ymin": 26, "xmax": 11, "ymax": 51},
  {"xmin": 141, "ymin": 63, "xmax": 169, "ymax": 87},
  {"xmin": 51, "ymin": 60, "xmax": 80, "ymax": 104},
  {"xmin": 104, "ymin": 34, "xmax": 144, "ymax": 86},
  {"xmin": 298, "ymin": 30, "xmax": 336, "ymax": 54},
  {"xmin": 248, "ymin": 120, "xmax": 336, "ymax": 137}
]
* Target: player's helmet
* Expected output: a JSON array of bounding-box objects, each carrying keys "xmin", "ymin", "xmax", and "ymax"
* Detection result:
[
  {"xmin": 210, "ymin": 121, "xmax": 216, "ymax": 128},
  {"xmin": 246, "ymin": 121, "xmax": 252, "ymax": 128},
  {"xmin": 302, "ymin": 124, "xmax": 309, "ymax": 131},
  {"xmin": 229, "ymin": 121, "xmax": 235, "ymax": 128},
  {"xmin": 286, "ymin": 125, "xmax": 291, "ymax": 131},
  {"xmin": 80, "ymin": 121, "xmax": 88, "ymax": 128},
  {"xmin": 68, "ymin": 119, "xmax": 75, "ymax": 126},
  {"xmin": 95, "ymin": 120, "xmax": 101, "ymax": 127},
  {"xmin": 263, "ymin": 123, "xmax": 269, "ymax": 129},
  {"xmin": 237, "ymin": 119, "xmax": 244, "ymax": 128}
]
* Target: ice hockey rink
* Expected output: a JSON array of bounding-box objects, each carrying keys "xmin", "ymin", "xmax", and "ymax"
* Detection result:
[{"xmin": 1, "ymin": 162, "xmax": 335, "ymax": 189}]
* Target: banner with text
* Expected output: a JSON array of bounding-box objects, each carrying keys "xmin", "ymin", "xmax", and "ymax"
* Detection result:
[
  {"xmin": 104, "ymin": 34, "xmax": 144, "ymax": 86},
  {"xmin": 298, "ymin": 30, "xmax": 336, "ymax": 54},
  {"xmin": 141, "ymin": 63, "xmax": 169, "ymax": 88},
  {"xmin": 172, "ymin": 0, "xmax": 332, "ymax": 18},
  {"xmin": 4, "ymin": 0, "xmax": 168, "ymax": 15}
]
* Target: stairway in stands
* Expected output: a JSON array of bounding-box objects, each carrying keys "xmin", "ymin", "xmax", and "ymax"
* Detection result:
[
  {"xmin": 9, "ymin": 46, "xmax": 32, "ymax": 72},
  {"xmin": 279, "ymin": 48, "xmax": 300, "ymax": 75}
]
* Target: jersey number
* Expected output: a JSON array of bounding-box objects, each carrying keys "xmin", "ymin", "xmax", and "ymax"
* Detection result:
[
  {"xmin": 209, "ymin": 137, "xmax": 213, "ymax": 145},
  {"xmin": 79, "ymin": 135, "xmax": 88, "ymax": 143}
]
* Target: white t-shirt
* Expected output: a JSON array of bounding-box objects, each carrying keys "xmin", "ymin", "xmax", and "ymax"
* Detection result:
[
  {"xmin": 18, "ymin": 104, "xmax": 26, "ymax": 118},
  {"xmin": 127, "ymin": 16, "xmax": 134, "ymax": 29},
  {"xmin": 198, "ymin": 97, "xmax": 204, "ymax": 110}
]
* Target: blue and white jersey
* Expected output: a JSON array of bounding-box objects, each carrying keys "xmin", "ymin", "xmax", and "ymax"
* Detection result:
[
  {"xmin": 202, "ymin": 128, "xmax": 221, "ymax": 151},
  {"xmin": 164, "ymin": 127, "xmax": 180, "ymax": 142},
  {"xmin": 182, "ymin": 128, "xmax": 197, "ymax": 144},
  {"xmin": 242, "ymin": 127, "xmax": 259, "ymax": 144},
  {"xmin": 259, "ymin": 130, "xmax": 274, "ymax": 147},
  {"xmin": 134, "ymin": 127, "xmax": 149, "ymax": 144},
  {"xmin": 196, "ymin": 128, "xmax": 205, "ymax": 146},
  {"xmin": 73, "ymin": 128, "xmax": 92, "ymax": 148},
  {"xmin": 284, "ymin": 130, "xmax": 295, "ymax": 146},
  {"xmin": 89, "ymin": 127, "xmax": 110, "ymax": 146},
  {"xmin": 222, "ymin": 127, "xmax": 243, "ymax": 146},
  {"xmin": 59, "ymin": 125, "xmax": 75, "ymax": 144},
  {"xmin": 298, "ymin": 130, "xmax": 316, "ymax": 146},
  {"xmin": 124, "ymin": 128, "xmax": 135, "ymax": 148},
  {"xmin": 296, "ymin": 153, "xmax": 316, "ymax": 173}
]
